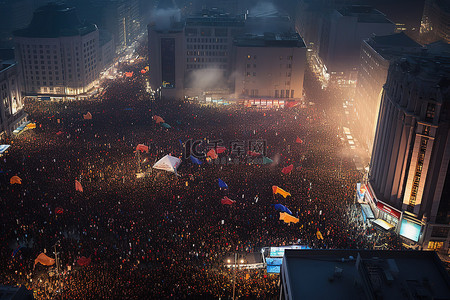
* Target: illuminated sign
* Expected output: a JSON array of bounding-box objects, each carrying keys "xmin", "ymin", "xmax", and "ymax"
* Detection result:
[
  {"xmin": 376, "ymin": 202, "xmax": 401, "ymax": 219},
  {"xmin": 267, "ymin": 265, "xmax": 281, "ymax": 273},
  {"xmin": 269, "ymin": 245, "xmax": 310, "ymax": 257},
  {"xmin": 399, "ymin": 219, "xmax": 422, "ymax": 242}
]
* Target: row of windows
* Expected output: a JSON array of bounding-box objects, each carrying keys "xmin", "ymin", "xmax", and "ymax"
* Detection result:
[
  {"xmin": 186, "ymin": 64, "xmax": 227, "ymax": 70},
  {"xmin": 186, "ymin": 38, "xmax": 227, "ymax": 43},
  {"xmin": 187, "ymin": 57, "xmax": 227, "ymax": 63},
  {"xmin": 275, "ymin": 90, "xmax": 295, "ymax": 98},
  {"xmin": 408, "ymin": 137, "xmax": 428, "ymax": 208},
  {"xmin": 186, "ymin": 44, "xmax": 227, "ymax": 50},
  {"xmin": 187, "ymin": 51, "xmax": 228, "ymax": 57}
]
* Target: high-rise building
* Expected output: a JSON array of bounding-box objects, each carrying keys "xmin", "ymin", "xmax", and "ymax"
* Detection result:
[
  {"xmin": 318, "ymin": 5, "xmax": 395, "ymax": 87},
  {"xmin": 354, "ymin": 32, "xmax": 423, "ymax": 153},
  {"xmin": 148, "ymin": 2, "xmax": 184, "ymax": 99},
  {"xmin": 419, "ymin": 0, "xmax": 450, "ymax": 44},
  {"xmin": 14, "ymin": 3, "xmax": 99, "ymax": 97},
  {"xmin": 0, "ymin": 59, "xmax": 27, "ymax": 137},
  {"xmin": 368, "ymin": 43, "xmax": 450, "ymax": 252},
  {"xmin": 234, "ymin": 32, "xmax": 306, "ymax": 101},
  {"xmin": 0, "ymin": 0, "xmax": 35, "ymax": 48}
]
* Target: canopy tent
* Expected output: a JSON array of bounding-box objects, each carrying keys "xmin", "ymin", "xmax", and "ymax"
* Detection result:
[
  {"xmin": 153, "ymin": 155, "xmax": 182, "ymax": 173},
  {"xmin": 274, "ymin": 204, "xmax": 293, "ymax": 215}
]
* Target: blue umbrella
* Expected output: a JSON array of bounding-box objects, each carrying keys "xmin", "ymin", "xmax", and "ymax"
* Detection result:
[
  {"xmin": 190, "ymin": 155, "xmax": 202, "ymax": 165},
  {"xmin": 218, "ymin": 178, "xmax": 228, "ymax": 189},
  {"xmin": 274, "ymin": 204, "xmax": 293, "ymax": 215}
]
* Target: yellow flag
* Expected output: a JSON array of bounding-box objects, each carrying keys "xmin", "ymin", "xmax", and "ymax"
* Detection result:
[
  {"xmin": 316, "ymin": 230, "xmax": 324, "ymax": 240},
  {"xmin": 272, "ymin": 186, "xmax": 291, "ymax": 198},
  {"xmin": 280, "ymin": 212, "xmax": 299, "ymax": 223}
]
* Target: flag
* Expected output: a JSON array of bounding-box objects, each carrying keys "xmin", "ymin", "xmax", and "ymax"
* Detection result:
[
  {"xmin": 34, "ymin": 253, "xmax": 55, "ymax": 268},
  {"xmin": 279, "ymin": 212, "xmax": 299, "ymax": 223},
  {"xmin": 55, "ymin": 207, "xmax": 64, "ymax": 214},
  {"xmin": 207, "ymin": 149, "xmax": 218, "ymax": 159},
  {"xmin": 316, "ymin": 230, "xmax": 324, "ymax": 240},
  {"xmin": 153, "ymin": 115, "xmax": 164, "ymax": 124},
  {"xmin": 10, "ymin": 175, "xmax": 22, "ymax": 185},
  {"xmin": 77, "ymin": 256, "xmax": 91, "ymax": 266},
  {"xmin": 26, "ymin": 123, "xmax": 36, "ymax": 129},
  {"xmin": 216, "ymin": 146, "xmax": 226, "ymax": 154},
  {"xmin": 248, "ymin": 151, "xmax": 262, "ymax": 157},
  {"xmin": 83, "ymin": 112, "xmax": 92, "ymax": 120},
  {"xmin": 75, "ymin": 180, "xmax": 83, "ymax": 192},
  {"xmin": 190, "ymin": 155, "xmax": 202, "ymax": 165},
  {"xmin": 161, "ymin": 123, "xmax": 171, "ymax": 129},
  {"xmin": 56, "ymin": 131, "xmax": 64, "ymax": 136},
  {"xmin": 218, "ymin": 178, "xmax": 228, "ymax": 189},
  {"xmin": 296, "ymin": 137, "xmax": 303, "ymax": 144},
  {"xmin": 272, "ymin": 186, "xmax": 291, "ymax": 198},
  {"xmin": 125, "ymin": 71, "xmax": 133, "ymax": 77},
  {"xmin": 262, "ymin": 157, "xmax": 273, "ymax": 164},
  {"xmin": 274, "ymin": 204, "xmax": 293, "ymax": 215},
  {"xmin": 282, "ymin": 164, "xmax": 294, "ymax": 174},
  {"xmin": 221, "ymin": 196, "xmax": 235, "ymax": 205},
  {"xmin": 136, "ymin": 144, "xmax": 149, "ymax": 153}
]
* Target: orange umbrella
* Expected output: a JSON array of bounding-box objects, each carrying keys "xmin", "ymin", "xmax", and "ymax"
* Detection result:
[
  {"xmin": 83, "ymin": 112, "xmax": 92, "ymax": 120},
  {"xmin": 34, "ymin": 253, "xmax": 55, "ymax": 268},
  {"xmin": 272, "ymin": 186, "xmax": 291, "ymax": 198},
  {"xmin": 10, "ymin": 176, "xmax": 22, "ymax": 185}
]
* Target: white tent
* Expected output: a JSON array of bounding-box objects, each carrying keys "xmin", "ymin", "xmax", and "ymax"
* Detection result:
[{"xmin": 152, "ymin": 155, "xmax": 182, "ymax": 173}]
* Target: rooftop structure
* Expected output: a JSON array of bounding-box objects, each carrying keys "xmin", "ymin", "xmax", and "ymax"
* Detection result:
[
  {"xmin": 280, "ymin": 249, "xmax": 450, "ymax": 300},
  {"xmin": 13, "ymin": 3, "xmax": 97, "ymax": 38}
]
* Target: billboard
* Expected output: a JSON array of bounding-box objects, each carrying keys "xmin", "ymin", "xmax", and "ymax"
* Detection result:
[
  {"xmin": 265, "ymin": 258, "xmax": 283, "ymax": 266},
  {"xmin": 399, "ymin": 219, "xmax": 422, "ymax": 242},
  {"xmin": 267, "ymin": 265, "xmax": 281, "ymax": 273},
  {"xmin": 269, "ymin": 245, "xmax": 310, "ymax": 257}
]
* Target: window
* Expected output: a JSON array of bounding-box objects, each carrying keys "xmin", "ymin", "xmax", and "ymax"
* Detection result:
[
  {"xmin": 291, "ymin": 90, "xmax": 294, "ymax": 98},
  {"xmin": 280, "ymin": 90, "xmax": 284, "ymax": 98},
  {"xmin": 426, "ymin": 102, "xmax": 435, "ymax": 121},
  {"xmin": 275, "ymin": 90, "xmax": 279, "ymax": 98},
  {"xmin": 286, "ymin": 90, "xmax": 290, "ymax": 98}
]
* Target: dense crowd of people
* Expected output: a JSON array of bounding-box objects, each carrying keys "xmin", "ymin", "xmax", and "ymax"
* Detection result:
[{"xmin": 0, "ymin": 58, "xmax": 402, "ymax": 299}]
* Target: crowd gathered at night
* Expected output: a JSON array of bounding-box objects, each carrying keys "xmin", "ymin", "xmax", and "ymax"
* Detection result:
[{"xmin": 0, "ymin": 54, "xmax": 403, "ymax": 299}]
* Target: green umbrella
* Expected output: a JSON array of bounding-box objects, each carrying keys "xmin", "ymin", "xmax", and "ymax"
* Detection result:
[{"xmin": 161, "ymin": 123, "xmax": 171, "ymax": 129}]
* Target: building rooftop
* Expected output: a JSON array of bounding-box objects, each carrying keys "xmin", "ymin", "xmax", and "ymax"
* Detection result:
[
  {"xmin": 234, "ymin": 32, "xmax": 306, "ymax": 48},
  {"xmin": 186, "ymin": 9, "xmax": 245, "ymax": 27},
  {"xmin": 282, "ymin": 249, "xmax": 450, "ymax": 300},
  {"xmin": 337, "ymin": 5, "xmax": 393, "ymax": 24},
  {"xmin": 366, "ymin": 32, "xmax": 423, "ymax": 60},
  {"xmin": 14, "ymin": 3, "xmax": 97, "ymax": 38}
]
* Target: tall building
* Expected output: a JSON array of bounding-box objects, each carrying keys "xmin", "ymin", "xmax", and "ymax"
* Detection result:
[
  {"xmin": 354, "ymin": 32, "xmax": 423, "ymax": 154},
  {"xmin": 318, "ymin": 5, "xmax": 395, "ymax": 86},
  {"xmin": 419, "ymin": 0, "xmax": 450, "ymax": 44},
  {"xmin": 368, "ymin": 44, "xmax": 450, "ymax": 252},
  {"xmin": 148, "ymin": 2, "xmax": 184, "ymax": 99},
  {"xmin": 0, "ymin": 60, "xmax": 27, "ymax": 137},
  {"xmin": 183, "ymin": 9, "xmax": 245, "ymax": 95},
  {"xmin": 0, "ymin": 0, "xmax": 35, "ymax": 48},
  {"xmin": 234, "ymin": 32, "xmax": 306, "ymax": 101},
  {"xmin": 14, "ymin": 3, "xmax": 99, "ymax": 97}
]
